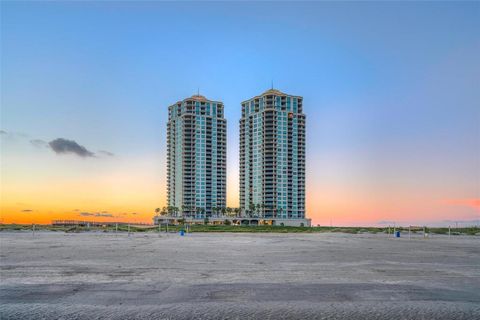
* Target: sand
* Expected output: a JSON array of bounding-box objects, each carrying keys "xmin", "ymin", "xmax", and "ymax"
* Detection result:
[{"xmin": 1, "ymin": 231, "xmax": 479, "ymax": 319}]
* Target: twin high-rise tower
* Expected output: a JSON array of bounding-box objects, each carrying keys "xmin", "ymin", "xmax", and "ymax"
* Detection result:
[
  {"xmin": 167, "ymin": 94, "xmax": 227, "ymax": 217},
  {"xmin": 166, "ymin": 89, "xmax": 308, "ymax": 226},
  {"xmin": 240, "ymin": 89, "xmax": 306, "ymax": 220}
]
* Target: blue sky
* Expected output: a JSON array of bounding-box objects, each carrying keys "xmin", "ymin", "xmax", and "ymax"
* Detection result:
[{"xmin": 1, "ymin": 1, "xmax": 479, "ymax": 225}]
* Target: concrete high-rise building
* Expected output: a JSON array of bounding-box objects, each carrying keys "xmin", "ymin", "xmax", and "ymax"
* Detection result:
[
  {"xmin": 239, "ymin": 89, "xmax": 309, "ymax": 226},
  {"xmin": 167, "ymin": 94, "xmax": 226, "ymax": 217}
]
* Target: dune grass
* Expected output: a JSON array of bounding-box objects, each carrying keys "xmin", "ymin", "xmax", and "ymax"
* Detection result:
[{"xmin": 1, "ymin": 223, "xmax": 478, "ymax": 235}]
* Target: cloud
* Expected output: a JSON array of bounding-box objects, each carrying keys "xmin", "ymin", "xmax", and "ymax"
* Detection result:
[
  {"xmin": 21, "ymin": 209, "xmax": 33, "ymax": 212},
  {"xmin": 49, "ymin": 138, "xmax": 95, "ymax": 157},
  {"xmin": 442, "ymin": 219, "xmax": 480, "ymax": 226},
  {"xmin": 3, "ymin": 134, "xmax": 113, "ymax": 159},
  {"xmin": 1, "ymin": 130, "xmax": 28, "ymax": 138},
  {"xmin": 377, "ymin": 220, "xmax": 396, "ymax": 225},
  {"xmin": 79, "ymin": 212, "xmax": 113, "ymax": 217},
  {"xmin": 443, "ymin": 198, "xmax": 480, "ymax": 212},
  {"xmin": 96, "ymin": 213, "xmax": 113, "ymax": 217},
  {"xmin": 98, "ymin": 150, "xmax": 114, "ymax": 157},
  {"xmin": 115, "ymin": 212, "xmax": 140, "ymax": 217},
  {"xmin": 30, "ymin": 139, "xmax": 49, "ymax": 148}
]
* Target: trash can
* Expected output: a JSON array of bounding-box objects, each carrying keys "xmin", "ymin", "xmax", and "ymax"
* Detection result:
[
  {"xmin": 395, "ymin": 231, "xmax": 400, "ymax": 238},
  {"xmin": 180, "ymin": 230, "xmax": 185, "ymax": 236}
]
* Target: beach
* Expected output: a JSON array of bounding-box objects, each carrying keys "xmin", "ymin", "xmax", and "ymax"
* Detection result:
[{"xmin": 1, "ymin": 231, "xmax": 479, "ymax": 319}]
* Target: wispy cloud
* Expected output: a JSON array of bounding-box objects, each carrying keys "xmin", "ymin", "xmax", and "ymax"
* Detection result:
[
  {"xmin": 98, "ymin": 150, "xmax": 114, "ymax": 157},
  {"xmin": 96, "ymin": 213, "xmax": 114, "ymax": 217},
  {"xmin": 3, "ymin": 132, "xmax": 114, "ymax": 159},
  {"xmin": 113, "ymin": 212, "xmax": 140, "ymax": 218},
  {"xmin": 74, "ymin": 210, "xmax": 143, "ymax": 219},
  {"xmin": 30, "ymin": 139, "xmax": 49, "ymax": 148},
  {"xmin": 0, "ymin": 130, "xmax": 27, "ymax": 138},
  {"xmin": 21, "ymin": 209, "xmax": 34, "ymax": 212},
  {"xmin": 49, "ymin": 138, "xmax": 95, "ymax": 157},
  {"xmin": 443, "ymin": 198, "xmax": 480, "ymax": 211},
  {"xmin": 79, "ymin": 212, "xmax": 114, "ymax": 218},
  {"xmin": 442, "ymin": 219, "xmax": 480, "ymax": 226},
  {"xmin": 377, "ymin": 220, "xmax": 396, "ymax": 225}
]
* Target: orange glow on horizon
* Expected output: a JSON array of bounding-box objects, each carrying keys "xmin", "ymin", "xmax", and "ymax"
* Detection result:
[{"xmin": 1, "ymin": 154, "xmax": 478, "ymax": 226}]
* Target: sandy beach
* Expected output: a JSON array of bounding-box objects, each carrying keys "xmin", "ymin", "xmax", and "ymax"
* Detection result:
[{"xmin": 1, "ymin": 231, "xmax": 479, "ymax": 319}]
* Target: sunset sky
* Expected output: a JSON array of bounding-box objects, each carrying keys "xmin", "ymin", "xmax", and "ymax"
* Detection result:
[{"xmin": 1, "ymin": 2, "xmax": 479, "ymax": 226}]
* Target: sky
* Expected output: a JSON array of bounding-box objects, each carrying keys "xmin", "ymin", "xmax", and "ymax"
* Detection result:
[{"xmin": 1, "ymin": 1, "xmax": 479, "ymax": 226}]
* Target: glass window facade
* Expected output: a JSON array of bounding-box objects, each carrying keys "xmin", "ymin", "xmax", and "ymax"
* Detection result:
[
  {"xmin": 239, "ymin": 89, "xmax": 306, "ymax": 219},
  {"xmin": 167, "ymin": 95, "xmax": 226, "ymax": 217}
]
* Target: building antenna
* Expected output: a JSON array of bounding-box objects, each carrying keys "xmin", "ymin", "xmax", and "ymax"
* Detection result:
[
  {"xmin": 271, "ymin": 80, "xmax": 274, "ymax": 90},
  {"xmin": 197, "ymin": 87, "xmax": 200, "ymax": 96}
]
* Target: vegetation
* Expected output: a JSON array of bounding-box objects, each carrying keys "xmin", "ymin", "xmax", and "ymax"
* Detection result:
[
  {"xmin": 1, "ymin": 224, "xmax": 479, "ymax": 235},
  {"xmin": 153, "ymin": 205, "xmax": 290, "ymax": 219},
  {"xmin": 0, "ymin": 224, "xmax": 70, "ymax": 232}
]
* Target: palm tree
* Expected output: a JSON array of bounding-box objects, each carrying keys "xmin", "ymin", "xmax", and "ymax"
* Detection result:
[
  {"xmin": 181, "ymin": 205, "xmax": 185, "ymax": 216},
  {"xmin": 196, "ymin": 207, "xmax": 204, "ymax": 218},
  {"xmin": 249, "ymin": 203, "xmax": 255, "ymax": 217},
  {"xmin": 185, "ymin": 206, "xmax": 190, "ymax": 217},
  {"xmin": 234, "ymin": 207, "xmax": 240, "ymax": 217},
  {"xmin": 155, "ymin": 208, "xmax": 160, "ymax": 216},
  {"xmin": 265, "ymin": 204, "xmax": 269, "ymax": 218},
  {"xmin": 255, "ymin": 203, "xmax": 262, "ymax": 217}
]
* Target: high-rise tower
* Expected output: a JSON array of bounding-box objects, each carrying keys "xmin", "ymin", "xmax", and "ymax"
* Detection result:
[
  {"xmin": 167, "ymin": 94, "xmax": 226, "ymax": 217},
  {"xmin": 239, "ymin": 89, "xmax": 306, "ymax": 223}
]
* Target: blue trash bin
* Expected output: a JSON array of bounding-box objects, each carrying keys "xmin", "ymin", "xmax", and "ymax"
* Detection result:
[
  {"xmin": 180, "ymin": 230, "xmax": 185, "ymax": 236},
  {"xmin": 395, "ymin": 231, "xmax": 400, "ymax": 238}
]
